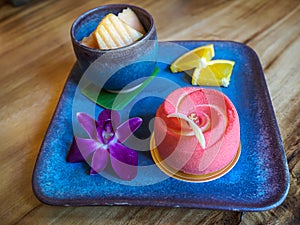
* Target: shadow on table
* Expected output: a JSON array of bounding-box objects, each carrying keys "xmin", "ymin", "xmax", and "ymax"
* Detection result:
[{"xmin": 6, "ymin": 0, "xmax": 33, "ymax": 7}]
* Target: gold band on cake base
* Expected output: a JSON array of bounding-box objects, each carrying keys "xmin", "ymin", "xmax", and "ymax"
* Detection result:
[{"xmin": 150, "ymin": 133, "xmax": 241, "ymax": 183}]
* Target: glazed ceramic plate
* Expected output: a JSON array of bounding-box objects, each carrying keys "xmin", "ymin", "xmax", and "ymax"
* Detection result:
[{"xmin": 32, "ymin": 41, "xmax": 289, "ymax": 211}]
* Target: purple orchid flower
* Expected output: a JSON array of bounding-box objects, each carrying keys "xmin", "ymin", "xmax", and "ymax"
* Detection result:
[{"xmin": 67, "ymin": 109, "xmax": 142, "ymax": 180}]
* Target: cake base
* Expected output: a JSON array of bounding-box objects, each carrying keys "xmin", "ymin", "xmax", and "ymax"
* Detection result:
[{"xmin": 150, "ymin": 133, "xmax": 241, "ymax": 183}]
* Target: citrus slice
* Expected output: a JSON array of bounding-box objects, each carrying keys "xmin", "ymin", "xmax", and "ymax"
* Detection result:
[
  {"xmin": 170, "ymin": 44, "xmax": 215, "ymax": 73},
  {"xmin": 167, "ymin": 112, "xmax": 206, "ymax": 149},
  {"xmin": 191, "ymin": 60, "xmax": 235, "ymax": 87}
]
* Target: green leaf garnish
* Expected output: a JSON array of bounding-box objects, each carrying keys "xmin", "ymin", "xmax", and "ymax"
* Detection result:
[{"xmin": 81, "ymin": 67, "xmax": 159, "ymax": 110}]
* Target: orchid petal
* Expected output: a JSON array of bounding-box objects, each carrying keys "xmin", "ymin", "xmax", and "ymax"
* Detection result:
[
  {"xmin": 109, "ymin": 142, "xmax": 138, "ymax": 180},
  {"xmin": 90, "ymin": 148, "xmax": 109, "ymax": 174},
  {"xmin": 97, "ymin": 109, "xmax": 111, "ymax": 129},
  {"xmin": 90, "ymin": 168, "xmax": 98, "ymax": 175},
  {"xmin": 96, "ymin": 126, "xmax": 105, "ymax": 144},
  {"xmin": 66, "ymin": 137, "xmax": 85, "ymax": 162},
  {"xmin": 77, "ymin": 112, "xmax": 98, "ymax": 140},
  {"xmin": 74, "ymin": 137, "xmax": 101, "ymax": 159},
  {"xmin": 116, "ymin": 118, "xmax": 143, "ymax": 143},
  {"xmin": 97, "ymin": 120, "xmax": 115, "ymax": 144},
  {"xmin": 68, "ymin": 110, "xmax": 142, "ymax": 180},
  {"xmin": 96, "ymin": 110, "xmax": 119, "ymax": 143},
  {"xmin": 110, "ymin": 110, "xmax": 121, "ymax": 129},
  {"xmin": 97, "ymin": 109, "xmax": 120, "ymax": 130}
]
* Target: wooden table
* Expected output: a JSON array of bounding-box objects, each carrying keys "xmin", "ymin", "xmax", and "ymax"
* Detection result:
[{"xmin": 1, "ymin": 0, "xmax": 299, "ymax": 224}]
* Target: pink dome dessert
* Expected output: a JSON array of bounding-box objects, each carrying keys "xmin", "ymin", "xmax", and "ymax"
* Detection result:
[{"xmin": 153, "ymin": 87, "xmax": 240, "ymax": 178}]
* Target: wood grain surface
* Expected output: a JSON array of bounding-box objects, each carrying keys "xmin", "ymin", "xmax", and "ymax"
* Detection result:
[{"xmin": 0, "ymin": 0, "xmax": 299, "ymax": 224}]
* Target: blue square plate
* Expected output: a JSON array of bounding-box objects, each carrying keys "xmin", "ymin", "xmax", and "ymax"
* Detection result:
[{"xmin": 32, "ymin": 41, "xmax": 289, "ymax": 211}]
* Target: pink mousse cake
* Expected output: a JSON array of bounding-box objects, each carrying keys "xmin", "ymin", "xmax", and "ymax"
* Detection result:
[{"xmin": 154, "ymin": 87, "xmax": 240, "ymax": 175}]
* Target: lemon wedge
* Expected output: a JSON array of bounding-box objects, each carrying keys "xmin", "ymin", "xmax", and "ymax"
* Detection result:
[
  {"xmin": 191, "ymin": 60, "xmax": 235, "ymax": 87},
  {"xmin": 170, "ymin": 44, "xmax": 215, "ymax": 73}
]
